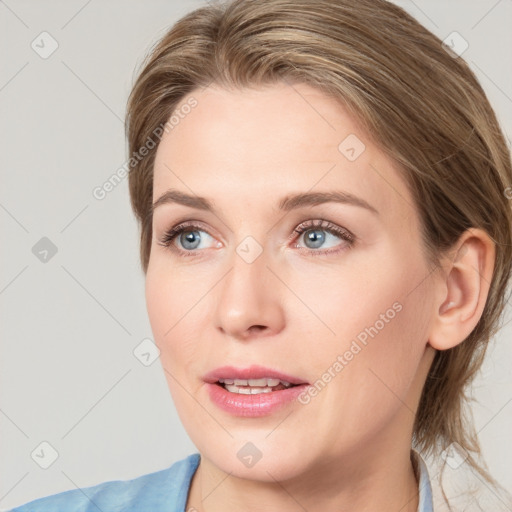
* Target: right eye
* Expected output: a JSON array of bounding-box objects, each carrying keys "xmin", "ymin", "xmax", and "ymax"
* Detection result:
[{"xmin": 157, "ymin": 221, "xmax": 219, "ymax": 256}]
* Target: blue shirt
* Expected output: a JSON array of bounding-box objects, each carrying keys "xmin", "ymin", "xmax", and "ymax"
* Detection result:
[{"xmin": 9, "ymin": 451, "xmax": 433, "ymax": 511}]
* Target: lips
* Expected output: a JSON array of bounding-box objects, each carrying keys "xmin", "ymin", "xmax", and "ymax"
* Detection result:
[
  {"xmin": 203, "ymin": 364, "xmax": 309, "ymax": 386},
  {"xmin": 204, "ymin": 365, "xmax": 311, "ymax": 417}
]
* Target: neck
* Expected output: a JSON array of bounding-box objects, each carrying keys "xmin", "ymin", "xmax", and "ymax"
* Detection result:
[{"xmin": 186, "ymin": 440, "xmax": 420, "ymax": 512}]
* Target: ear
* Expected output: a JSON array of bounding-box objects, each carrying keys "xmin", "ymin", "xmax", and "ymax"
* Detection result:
[{"xmin": 428, "ymin": 228, "xmax": 496, "ymax": 351}]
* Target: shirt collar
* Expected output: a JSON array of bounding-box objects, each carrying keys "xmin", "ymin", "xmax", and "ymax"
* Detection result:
[{"xmin": 411, "ymin": 449, "xmax": 434, "ymax": 512}]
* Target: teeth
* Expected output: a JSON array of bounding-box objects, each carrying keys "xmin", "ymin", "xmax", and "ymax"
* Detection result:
[
  {"xmin": 217, "ymin": 377, "xmax": 298, "ymax": 394},
  {"xmin": 225, "ymin": 384, "xmax": 273, "ymax": 394},
  {"xmin": 247, "ymin": 378, "xmax": 271, "ymax": 387},
  {"xmin": 218, "ymin": 378, "xmax": 290, "ymax": 387}
]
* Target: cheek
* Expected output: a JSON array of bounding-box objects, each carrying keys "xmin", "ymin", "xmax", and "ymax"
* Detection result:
[
  {"xmin": 145, "ymin": 269, "xmax": 208, "ymax": 428},
  {"xmin": 145, "ymin": 267, "xmax": 171, "ymax": 343},
  {"xmin": 292, "ymin": 253, "xmax": 430, "ymax": 404},
  {"xmin": 145, "ymin": 266, "xmax": 203, "ymax": 372}
]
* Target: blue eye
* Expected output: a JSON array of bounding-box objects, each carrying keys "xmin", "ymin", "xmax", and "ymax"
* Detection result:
[
  {"xmin": 177, "ymin": 229, "xmax": 210, "ymax": 250},
  {"xmin": 291, "ymin": 220, "xmax": 355, "ymax": 255},
  {"xmin": 157, "ymin": 222, "xmax": 216, "ymax": 255},
  {"xmin": 157, "ymin": 219, "xmax": 355, "ymax": 257}
]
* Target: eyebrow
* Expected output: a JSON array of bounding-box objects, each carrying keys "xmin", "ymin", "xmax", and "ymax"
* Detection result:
[{"xmin": 151, "ymin": 189, "xmax": 379, "ymax": 216}]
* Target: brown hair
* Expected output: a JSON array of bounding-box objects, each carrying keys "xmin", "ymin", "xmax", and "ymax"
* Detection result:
[{"xmin": 125, "ymin": 0, "xmax": 512, "ymax": 507}]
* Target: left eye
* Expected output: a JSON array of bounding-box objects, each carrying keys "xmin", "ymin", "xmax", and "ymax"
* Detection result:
[
  {"xmin": 296, "ymin": 228, "xmax": 340, "ymax": 249},
  {"xmin": 289, "ymin": 219, "xmax": 355, "ymax": 256}
]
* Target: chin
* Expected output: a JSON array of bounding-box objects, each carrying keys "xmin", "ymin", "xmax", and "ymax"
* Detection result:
[{"xmin": 201, "ymin": 438, "xmax": 313, "ymax": 482}]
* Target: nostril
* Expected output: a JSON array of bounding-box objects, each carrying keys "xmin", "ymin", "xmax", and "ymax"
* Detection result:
[{"xmin": 249, "ymin": 325, "xmax": 266, "ymax": 332}]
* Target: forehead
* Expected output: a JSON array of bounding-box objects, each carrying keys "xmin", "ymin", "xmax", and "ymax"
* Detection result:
[{"xmin": 152, "ymin": 82, "xmax": 416, "ymax": 225}]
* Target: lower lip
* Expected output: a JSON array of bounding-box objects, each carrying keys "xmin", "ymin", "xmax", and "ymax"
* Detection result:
[{"xmin": 206, "ymin": 382, "xmax": 309, "ymax": 417}]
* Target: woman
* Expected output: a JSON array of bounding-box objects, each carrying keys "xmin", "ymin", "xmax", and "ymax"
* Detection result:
[{"xmin": 10, "ymin": 0, "xmax": 512, "ymax": 510}]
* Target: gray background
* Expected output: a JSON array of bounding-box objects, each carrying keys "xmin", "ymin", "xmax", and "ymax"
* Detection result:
[{"xmin": 1, "ymin": 0, "xmax": 511, "ymax": 509}]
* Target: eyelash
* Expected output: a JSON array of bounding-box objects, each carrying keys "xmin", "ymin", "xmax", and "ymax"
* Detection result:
[{"xmin": 156, "ymin": 219, "xmax": 356, "ymax": 258}]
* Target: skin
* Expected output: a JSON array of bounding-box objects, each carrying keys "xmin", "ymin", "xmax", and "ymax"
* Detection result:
[{"xmin": 145, "ymin": 82, "xmax": 495, "ymax": 512}]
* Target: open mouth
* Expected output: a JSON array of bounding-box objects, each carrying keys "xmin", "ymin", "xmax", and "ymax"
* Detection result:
[
  {"xmin": 216, "ymin": 378, "xmax": 300, "ymax": 394},
  {"xmin": 206, "ymin": 371, "xmax": 310, "ymax": 416}
]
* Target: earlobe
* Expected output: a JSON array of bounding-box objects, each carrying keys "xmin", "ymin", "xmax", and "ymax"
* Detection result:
[{"xmin": 428, "ymin": 228, "xmax": 495, "ymax": 351}]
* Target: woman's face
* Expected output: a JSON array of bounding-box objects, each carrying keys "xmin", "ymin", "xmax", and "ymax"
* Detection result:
[{"xmin": 146, "ymin": 82, "xmax": 437, "ymax": 481}]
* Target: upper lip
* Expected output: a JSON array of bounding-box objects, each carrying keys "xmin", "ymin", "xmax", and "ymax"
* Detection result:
[{"xmin": 203, "ymin": 365, "xmax": 309, "ymax": 385}]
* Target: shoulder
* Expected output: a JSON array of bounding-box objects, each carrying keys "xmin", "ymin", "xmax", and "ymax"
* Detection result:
[{"xmin": 8, "ymin": 453, "xmax": 200, "ymax": 512}]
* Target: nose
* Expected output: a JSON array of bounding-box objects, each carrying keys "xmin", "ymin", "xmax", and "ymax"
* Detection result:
[{"xmin": 214, "ymin": 247, "xmax": 286, "ymax": 341}]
